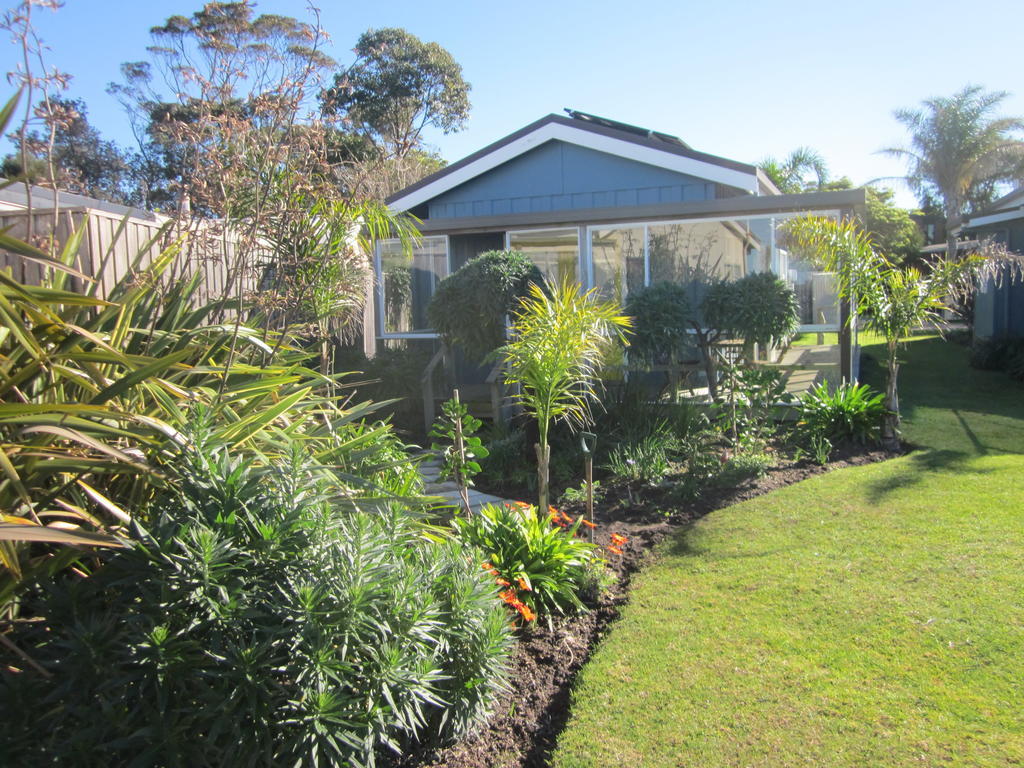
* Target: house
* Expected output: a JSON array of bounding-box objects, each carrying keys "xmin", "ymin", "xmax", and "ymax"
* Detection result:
[
  {"xmin": 374, "ymin": 110, "xmax": 866, "ymax": 421},
  {"xmin": 960, "ymin": 186, "xmax": 1024, "ymax": 339}
]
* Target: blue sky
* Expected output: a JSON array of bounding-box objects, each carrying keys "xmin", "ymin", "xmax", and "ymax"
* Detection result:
[{"xmin": 10, "ymin": 0, "xmax": 1024, "ymax": 207}]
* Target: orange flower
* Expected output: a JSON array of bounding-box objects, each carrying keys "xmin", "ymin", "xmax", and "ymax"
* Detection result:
[
  {"xmin": 496, "ymin": 577, "xmax": 510, "ymax": 587},
  {"xmin": 580, "ymin": 518, "xmax": 597, "ymax": 529},
  {"xmin": 517, "ymin": 603, "xmax": 536, "ymax": 622},
  {"xmin": 606, "ymin": 545, "xmax": 623, "ymax": 555},
  {"xmin": 511, "ymin": 500, "xmax": 531, "ymax": 510},
  {"xmin": 610, "ymin": 532, "xmax": 629, "ymax": 546},
  {"xmin": 516, "ymin": 577, "xmax": 531, "ymax": 592},
  {"xmin": 499, "ymin": 589, "xmax": 519, "ymax": 605},
  {"xmin": 549, "ymin": 509, "xmax": 567, "ymax": 528}
]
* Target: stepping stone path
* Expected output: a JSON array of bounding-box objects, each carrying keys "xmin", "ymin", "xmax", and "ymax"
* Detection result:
[{"xmin": 416, "ymin": 452, "xmax": 516, "ymax": 514}]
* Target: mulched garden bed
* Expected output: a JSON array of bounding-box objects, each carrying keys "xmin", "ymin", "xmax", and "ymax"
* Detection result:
[{"xmin": 401, "ymin": 442, "xmax": 899, "ymax": 768}]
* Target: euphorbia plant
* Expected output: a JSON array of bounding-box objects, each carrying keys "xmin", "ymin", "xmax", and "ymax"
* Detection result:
[{"xmin": 499, "ymin": 279, "xmax": 631, "ymax": 513}]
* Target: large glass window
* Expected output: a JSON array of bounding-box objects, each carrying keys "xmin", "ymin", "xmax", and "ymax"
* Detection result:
[
  {"xmin": 378, "ymin": 236, "xmax": 448, "ymax": 335},
  {"xmin": 648, "ymin": 221, "xmax": 747, "ymax": 283},
  {"xmin": 508, "ymin": 228, "xmax": 579, "ymax": 283},
  {"xmin": 786, "ymin": 255, "xmax": 839, "ymax": 326},
  {"xmin": 586, "ymin": 214, "xmax": 838, "ymax": 331},
  {"xmin": 590, "ymin": 226, "xmax": 645, "ymax": 303}
]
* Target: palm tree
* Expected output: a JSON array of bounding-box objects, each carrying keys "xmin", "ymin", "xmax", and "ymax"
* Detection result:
[
  {"xmin": 758, "ymin": 147, "xmax": 830, "ymax": 193},
  {"xmin": 784, "ymin": 216, "xmax": 980, "ymax": 450},
  {"xmin": 883, "ymin": 85, "xmax": 1024, "ymax": 262},
  {"xmin": 500, "ymin": 279, "xmax": 631, "ymax": 512}
]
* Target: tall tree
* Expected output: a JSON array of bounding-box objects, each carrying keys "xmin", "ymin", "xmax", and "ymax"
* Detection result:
[
  {"xmin": 2, "ymin": 97, "xmax": 137, "ymax": 204},
  {"xmin": 321, "ymin": 27, "xmax": 470, "ymax": 160},
  {"xmin": 108, "ymin": 1, "xmax": 337, "ymax": 212},
  {"xmin": 883, "ymin": 85, "xmax": 1024, "ymax": 262},
  {"xmin": 759, "ymin": 146, "xmax": 926, "ymax": 263},
  {"xmin": 863, "ymin": 186, "xmax": 924, "ymax": 264}
]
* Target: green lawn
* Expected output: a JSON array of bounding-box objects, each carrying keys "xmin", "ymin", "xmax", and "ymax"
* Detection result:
[{"xmin": 553, "ymin": 336, "xmax": 1024, "ymax": 767}]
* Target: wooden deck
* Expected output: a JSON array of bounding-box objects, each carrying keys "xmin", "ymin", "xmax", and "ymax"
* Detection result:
[{"xmin": 771, "ymin": 342, "xmax": 842, "ymax": 396}]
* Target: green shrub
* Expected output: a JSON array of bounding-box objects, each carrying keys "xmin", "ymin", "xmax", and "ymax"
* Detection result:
[
  {"xmin": 605, "ymin": 435, "xmax": 674, "ymax": 485},
  {"xmin": 427, "ymin": 250, "xmax": 544, "ymax": 362},
  {"xmin": 715, "ymin": 449, "xmax": 774, "ymax": 486},
  {"xmin": 453, "ymin": 502, "xmax": 603, "ymax": 625},
  {"xmin": 970, "ymin": 337, "xmax": 1024, "ymax": 382},
  {"xmin": 716, "ymin": 362, "xmax": 790, "ymax": 442},
  {"xmin": 335, "ymin": 342, "xmax": 436, "ymax": 437},
  {"xmin": 598, "ymin": 381, "xmax": 703, "ymax": 447},
  {"xmin": 722, "ymin": 271, "xmax": 801, "ymax": 348},
  {"xmin": 798, "ymin": 381, "xmax": 887, "ymax": 444},
  {"xmin": 671, "ymin": 426, "xmax": 727, "ymax": 500},
  {"xmin": 969, "ymin": 337, "xmax": 1008, "ymax": 370},
  {"xmin": 1007, "ymin": 346, "xmax": 1024, "ymax": 382},
  {"xmin": 0, "ymin": 226, "xmax": 422, "ymax": 613},
  {"xmin": 624, "ymin": 282, "xmax": 696, "ymax": 365},
  {"xmin": 4, "ymin": 439, "xmax": 512, "ymax": 767}
]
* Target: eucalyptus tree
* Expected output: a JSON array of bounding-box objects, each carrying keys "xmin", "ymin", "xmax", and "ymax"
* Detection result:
[
  {"xmin": 501, "ymin": 280, "xmax": 631, "ymax": 513},
  {"xmin": 883, "ymin": 85, "xmax": 1024, "ymax": 261}
]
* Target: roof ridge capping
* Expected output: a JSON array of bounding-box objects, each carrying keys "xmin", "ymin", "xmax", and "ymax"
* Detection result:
[{"xmin": 387, "ymin": 112, "xmax": 761, "ymax": 210}]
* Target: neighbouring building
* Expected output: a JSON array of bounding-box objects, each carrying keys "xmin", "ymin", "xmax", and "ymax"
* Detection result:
[{"xmin": 960, "ymin": 186, "xmax": 1024, "ymax": 339}]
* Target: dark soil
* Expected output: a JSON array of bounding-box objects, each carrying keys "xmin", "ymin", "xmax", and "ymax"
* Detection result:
[{"xmin": 404, "ymin": 442, "xmax": 898, "ymax": 768}]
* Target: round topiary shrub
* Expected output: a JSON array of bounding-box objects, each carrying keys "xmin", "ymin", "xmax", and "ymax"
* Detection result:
[
  {"xmin": 701, "ymin": 272, "xmax": 800, "ymax": 347},
  {"xmin": 2, "ymin": 441, "xmax": 513, "ymax": 767},
  {"xmin": 624, "ymin": 281, "xmax": 695, "ymax": 364},
  {"xmin": 427, "ymin": 250, "xmax": 544, "ymax": 362},
  {"xmin": 728, "ymin": 271, "xmax": 801, "ymax": 346}
]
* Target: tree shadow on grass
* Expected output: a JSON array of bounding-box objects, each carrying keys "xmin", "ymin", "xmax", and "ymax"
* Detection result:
[
  {"xmin": 860, "ymin": 337, "xmax": 1024, "ymax": 428},
  {"xmin": 861, "ymin": 447, "xmax": 999, "ymax": 504}
]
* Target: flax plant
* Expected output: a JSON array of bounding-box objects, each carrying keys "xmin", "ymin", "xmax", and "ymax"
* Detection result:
[
  {"xmin": 0, "ymin": 220, "xmax": 415, "ymax": 615},
  {"xmin": 500, "ymin": 279, "xmax": 630, "ymax": 512}
]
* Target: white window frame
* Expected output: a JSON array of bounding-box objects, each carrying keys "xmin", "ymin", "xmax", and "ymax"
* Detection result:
[
  {"xmin": 584, "ymin": 210, "xmax": 842, "ymax": 332},
  {"xmin": 375, "ymin": 234, "xmax": 450, "ymax": 339},
  {"xmin": 505, "ymin": 226, "xmax": 583, "ymax": 284}
]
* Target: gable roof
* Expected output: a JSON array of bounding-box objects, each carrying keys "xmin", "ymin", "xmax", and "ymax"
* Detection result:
[{"xmin": 387, "ymin": 113, "xmax": 765, "ymax": 212}]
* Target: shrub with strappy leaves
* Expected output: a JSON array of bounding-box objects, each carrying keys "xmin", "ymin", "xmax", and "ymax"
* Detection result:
[
  {"xmin": 0, "ymin": 221, "xmax": 422, "ymax": 614},
  {"xmin": 2, "ymin": 436, "xmax": 512, "ymax": 767},
  {"xmin": 798, "ymin": 381, "xmax": 887, "ymax": 445},
  {"xmin": 453, "ymin": 501, "xmax": 604, "ymax": 625}
]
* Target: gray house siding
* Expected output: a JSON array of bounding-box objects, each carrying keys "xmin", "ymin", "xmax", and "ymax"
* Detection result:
[
  {"xmin": 971, "ymin": 220, "xmax": 1024, "ymax": 338},
  {"xmin": 426, "ymin": 140, "xmax": 722, "ymax": 220}
]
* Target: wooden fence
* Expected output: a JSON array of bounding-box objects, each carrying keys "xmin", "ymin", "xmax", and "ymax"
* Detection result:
[{"xmin": 0, "ymin": 205, "xmax": 260, "ymax": 304}]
